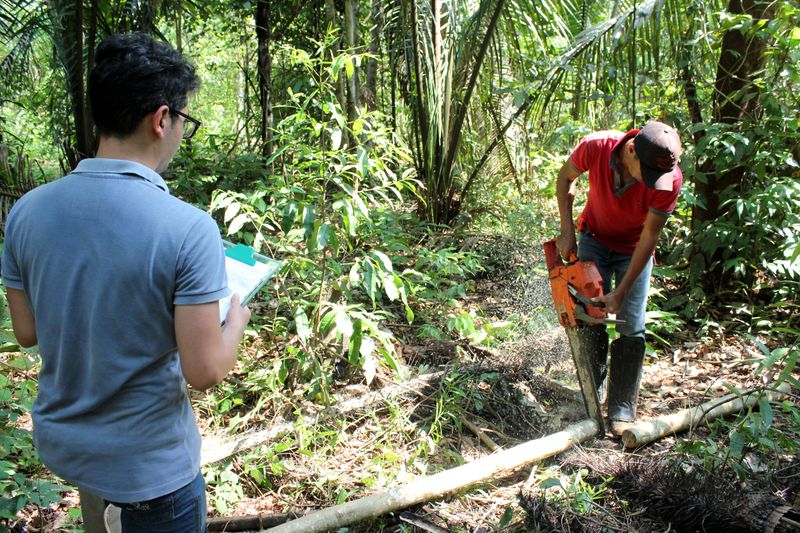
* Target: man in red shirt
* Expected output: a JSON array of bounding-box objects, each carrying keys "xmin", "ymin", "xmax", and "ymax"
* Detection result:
[{"xmin": 555, "ymin": 121, "xmax": 683, "ymax": 435}]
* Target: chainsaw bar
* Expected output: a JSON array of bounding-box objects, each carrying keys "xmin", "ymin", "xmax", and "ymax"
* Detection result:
[
  {"xmin": 565, "ymin": 327, "xmax": 605, "ymax": 436},
  {"xmin": 543, "ymin": 238, "xmax": 611, "ymax": 437}
]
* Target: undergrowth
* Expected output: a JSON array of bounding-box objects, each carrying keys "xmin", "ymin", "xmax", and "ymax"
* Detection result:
[{"xmin": 2, "ymin": 45, "xmax": 799, "ymax": 531}]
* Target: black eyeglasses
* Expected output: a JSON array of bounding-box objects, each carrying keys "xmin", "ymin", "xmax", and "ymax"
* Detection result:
[{"xmin": 170, "ymin": 109, "xmax": 202, "ymax": 140}]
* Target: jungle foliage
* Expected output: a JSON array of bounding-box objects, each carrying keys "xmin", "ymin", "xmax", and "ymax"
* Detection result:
[{"xmin": 1, "ymin": 0, "xmax": 799, "ymax": 527}]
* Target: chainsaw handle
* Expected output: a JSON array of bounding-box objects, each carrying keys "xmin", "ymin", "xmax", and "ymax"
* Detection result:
[
  {"xmin": 567, "ymin": 284, "xmax": 605, "ymax": 307},
  {"xmin": 543, "ymin": 239, "xmax": 578, "ymax": 270}
]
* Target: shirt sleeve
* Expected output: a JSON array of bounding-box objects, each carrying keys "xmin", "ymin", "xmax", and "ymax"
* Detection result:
[
  {"xmin": 1, "ymin": 208, "xmax": 24, "ymax": 290},
  {"xmin": 569, "ymin": 134, "xmax": 602, "ymax": 173},
  {"xmin": 648, "ymin": 168, "xmax": 684, "ymax": 216},
  {"xmin": 174, "ymin": 214, "xmax": 230, "ymax": 305}
]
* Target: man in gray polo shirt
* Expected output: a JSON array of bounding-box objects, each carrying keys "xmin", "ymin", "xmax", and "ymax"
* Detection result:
[{"xmin": 1, "ymin": 33, "xmax": 251, "ymax": 532}]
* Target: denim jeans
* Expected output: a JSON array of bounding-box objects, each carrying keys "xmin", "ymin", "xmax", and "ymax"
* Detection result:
[
  {"xmin": 577, "ymin": 230, "xmax": 651, "ymax": 338},
  {"xmin": 108, "ymin": 472, "xmax": 206, "ymax": 533}
]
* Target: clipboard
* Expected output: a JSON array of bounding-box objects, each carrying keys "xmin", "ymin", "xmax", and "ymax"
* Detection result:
[{"xmin": 219, "ymin": 241, "xmax": 281, "ymax": 324}]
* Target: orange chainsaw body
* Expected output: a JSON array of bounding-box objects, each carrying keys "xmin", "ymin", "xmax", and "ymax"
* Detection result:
[{"xmin": 543, "ymin": 239, "xmax": 606, "ymax": 327}]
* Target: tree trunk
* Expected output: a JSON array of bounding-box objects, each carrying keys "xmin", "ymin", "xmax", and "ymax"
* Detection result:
[
  {"xmin": 679, "ymin": 43, "xmax": 703, "ymax": 145},
  {"xmin": 256, "ymin": 0, "xmax": 273, "ymax": 160},
  {"xmin": 621, "ymin": 384, "xmax": 790, "ymax": 449},
  {"xmin": 692, "ymin": 0, "xmax": 774, "ymax": 222},
  {"xmin": 690, "ymin": 0, "xmax": 775, "ymax": 288},
  {"xmin": 85, "ymin": 0, "xmax": 97, "ymax": 153},
  {"xmin": 325, "ymin": 0, "xmax": 348, "ymax": 147},
  {"xmin": 343, "ymin": 0, "xmax": 359, "ymax": 129},
  {"xmin": 176, "ymin": 0, "xmax": 183, "ymax": 52},
  {"xmin": 269, "ymin": 420, "xmax": 599, "ymax": 533},
  {"xmin": 53, "ymin": 0, "xmax": 92, "ymax": 167},
  {"xmin": 439, "ymin": 0, "xmax": 505, "ymax": 225},
  {"xmin": 363, "ymin": 0, "xmax": 383, "ymax": 111},
  {"xmin": 239, "ymin": 42, "xmax": 251, "ymax": 149}
]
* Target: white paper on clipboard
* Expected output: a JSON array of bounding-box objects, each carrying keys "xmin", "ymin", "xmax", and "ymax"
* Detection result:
[{"xmin": 219, "ymin": 242, "xmax": 281, "ymax": 324}]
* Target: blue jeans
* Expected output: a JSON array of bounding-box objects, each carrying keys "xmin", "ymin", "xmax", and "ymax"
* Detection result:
[
  {"xmin": 577, "ymin": 231, "xmax": 651, "ymax": 338},
  {"xmin": 108, "ymin": 472, "xmax": 206, "ymax": 533}
]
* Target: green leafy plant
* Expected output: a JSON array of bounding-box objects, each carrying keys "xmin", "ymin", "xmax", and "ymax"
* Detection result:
[
  {"xmin": 676, "ymin": 395, "xmax": 798, "ymax": 481},
  {"xmin": 676, "ymin": 336, "xmax": 799, "ymax": 479},
  {"xmin": 445, "ymin": 310, "xmax": 516, "ymax": 347},
  {"xmin": 408, "ymin": 369, "xmax": 470, "ymax": 465},
  {"xmin": 752, "ymin": 334, "xmax": 800, "ymax": 390},
  {"xmin": 535, "ymin": 468, "xmax": 609, "ymax": 515},
  {"xmin": 0, "ymin": 354, "xmax": 66, "ymax": 524},
  {"xmin": 207, "ymin": 41, "xmax": 420, "ymax": 401},
  {"xmin": 202, "ymin": 463, "xmax": 244, "ymax": 516}
]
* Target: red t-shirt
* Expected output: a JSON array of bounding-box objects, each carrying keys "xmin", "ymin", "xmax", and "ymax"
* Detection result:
[{"xmin": 570, "ymin": 130, "xmax": 683, "ymax": 254}]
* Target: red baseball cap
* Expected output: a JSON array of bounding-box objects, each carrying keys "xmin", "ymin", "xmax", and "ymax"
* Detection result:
[{"xmin": 633, "ymin": 121, "xmax": 681, "ymax": 191}]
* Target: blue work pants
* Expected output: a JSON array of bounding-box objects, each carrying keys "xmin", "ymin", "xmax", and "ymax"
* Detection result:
[
  {"xmin": 577, "ymin": 230, "xmax": 651, "ymax": 338},
  {"xmin": 107, "ymin": 471, "xmax": 206, "ymax": 533}
]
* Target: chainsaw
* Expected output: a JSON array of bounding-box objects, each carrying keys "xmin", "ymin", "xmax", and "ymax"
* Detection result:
[{"xmin": 543, "ymin": 238, "xmax": 624, "ymax": 436}]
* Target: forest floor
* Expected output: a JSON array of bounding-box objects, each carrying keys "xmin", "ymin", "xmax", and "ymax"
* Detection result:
[
  {"xmin": 205, "ymin": 236, "xmax": 799, "ymax": 532},
  {"xmin": 10, "ymin": 236, "xmax": 799, "ymax": 532}
]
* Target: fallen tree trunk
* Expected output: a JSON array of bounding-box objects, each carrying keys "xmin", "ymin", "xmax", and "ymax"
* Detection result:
[
  {"xmin": 622, "ymin": 383, "xmax": 792, "ymax": 449},
  {"xmin": 201, "ymin": 371, "xmax": 444, "ymax": 465},
  {"xmin": 206, "ymin": 512, "xmax": 298, "ymax": 531},
  {"xmin": 265, "ymin": 419, "xmax": 599, "ymax": 533}
]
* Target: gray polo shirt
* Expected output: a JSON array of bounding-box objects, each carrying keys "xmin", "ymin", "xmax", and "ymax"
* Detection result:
[{"xmin": 1, "ymin": 158, "xmax": 229, "ymax": 502}]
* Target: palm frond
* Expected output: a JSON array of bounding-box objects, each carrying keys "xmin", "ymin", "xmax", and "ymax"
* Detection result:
[
  {"xmin": 0, "ymin": 0, "xmax": 47, "ymax": 82},
  {"xmin": 383, "ymin": 0, "xmax": 586, "ymax": 223},
  {"xmin": 524, "ymin": 0, "xmax": 666, "ymax": 130},
  {"xmin": 0, "ymin": 143, "xmax": 45, "ymax": 233},
  {"xmin": 521, "ymin": 0, "xmax": 729, "ymax": 133}
]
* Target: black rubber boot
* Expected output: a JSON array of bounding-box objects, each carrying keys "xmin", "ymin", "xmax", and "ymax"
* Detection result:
[
  {"xmin": 578, "ymin": 325, "xmax": 609, "ymax": 402},
  {"xmin": 607, "ymin": 336, "xmax": 645, "ymax": 423}
]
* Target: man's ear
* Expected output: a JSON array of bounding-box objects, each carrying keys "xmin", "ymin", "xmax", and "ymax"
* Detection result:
[
  {"xmin": 626, "ymin": 139, "xmax": 638, "ymax": 159},
  {"xmin": 151, "ymin": 105, "xmax": 171, "ymax": 139}
]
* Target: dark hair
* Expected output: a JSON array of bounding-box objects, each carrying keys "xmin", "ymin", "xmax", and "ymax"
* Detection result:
[{"xmin": 89, "ymin": 32, "xmax": 200, "ymax": 137}]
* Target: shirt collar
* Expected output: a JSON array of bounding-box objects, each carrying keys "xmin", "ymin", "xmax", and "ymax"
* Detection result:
[
  {"xmin": 610, "ymin": 129, "xmax": 639, "ymax": 196},
  {"xmin": 71, "ymin": 158, "xmax": 169, "ymax": 193}
]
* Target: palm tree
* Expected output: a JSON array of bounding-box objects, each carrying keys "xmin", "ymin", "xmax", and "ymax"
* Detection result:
[
  {"xmin": 384, "ymin": 0, "xmax": 577, "ymax": 224},
  {"xmin": 1, "ymin": 0, "xmax": 196, "ymax": 168}
]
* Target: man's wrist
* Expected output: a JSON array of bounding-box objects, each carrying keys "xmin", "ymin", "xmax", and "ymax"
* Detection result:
[{"xmin": 615, "ymin": 284, "xmax": 630, "ymax": 300}]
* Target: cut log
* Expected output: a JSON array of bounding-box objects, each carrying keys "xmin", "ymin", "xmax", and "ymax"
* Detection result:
[
  {"xmin": 201, "ymin": 371, "xmax": 443, "ymax": 465},
  {"xmin": 265, "ymin": 419, "xmax": 598, "ymax": 533},
  {"xmin": 206, "ymin": 512, "xmax": 297, "ymax": 531},
  {"xmin": 622, "ymin": 383, "xmax": 792, "ymax": 449}
]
